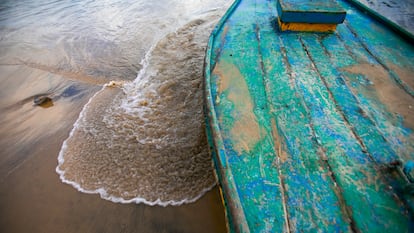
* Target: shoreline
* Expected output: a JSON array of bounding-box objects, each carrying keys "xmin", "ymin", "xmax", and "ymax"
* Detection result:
[{"xmin": 0, "ymin": 64, "xmax": 227, "ymax": 233}]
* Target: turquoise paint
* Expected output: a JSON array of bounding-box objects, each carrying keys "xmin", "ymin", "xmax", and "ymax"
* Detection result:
[
  {"xmin": 261, "ymin": 28, "xmax": 351, "ymax": 231},
  {"xmin": 284, "ymin": 35, "xmax": 410, "ymax": 231},
  {"xmin": 300, "ymin": 34, "xmax": 400, "ymax": 164},
  {"xmin": 204, "ymin": 0, "xmax": 414, "ymax": 232},
  {"xmin": 404, "ymin": 161, "xmax": 414, "ymax": 182}
]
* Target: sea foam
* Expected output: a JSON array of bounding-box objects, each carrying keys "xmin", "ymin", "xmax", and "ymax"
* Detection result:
[{"xmin": 56, "ymin": 9, "xmax": 227, "ymax": 206}]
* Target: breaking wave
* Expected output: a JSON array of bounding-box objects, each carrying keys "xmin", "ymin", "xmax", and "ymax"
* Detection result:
[{"xmin": 56, "ymin": 12, "xmax": 226, "ymax": 206}]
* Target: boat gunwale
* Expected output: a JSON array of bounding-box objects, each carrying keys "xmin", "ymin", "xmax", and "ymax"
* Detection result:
[
  {"xmin": 345, "ymin": 0, "xmax": 414, "ymax": 43},
  {"xmin": 203, "ymin": 0, "xmax": 246, "ymax": 232}
]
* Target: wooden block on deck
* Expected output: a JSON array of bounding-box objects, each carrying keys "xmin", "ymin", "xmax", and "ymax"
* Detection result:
[
  {"xmin": 277, "ymin": 0, "xmax": 346, "ymax": 24},
  {"xmin": 277, "ymin": 17, "xmax": 338, "ymax": 32}
]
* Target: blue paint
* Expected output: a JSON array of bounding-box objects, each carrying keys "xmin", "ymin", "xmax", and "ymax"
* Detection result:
[{"xmin": 404, "ymin": 161, "xmax": 414, "ymax": 182}]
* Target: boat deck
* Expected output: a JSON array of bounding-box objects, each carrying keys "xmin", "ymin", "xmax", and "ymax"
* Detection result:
[{"xmin": 204, "ymin": 0, "xmax": 414, "ymax": 232}]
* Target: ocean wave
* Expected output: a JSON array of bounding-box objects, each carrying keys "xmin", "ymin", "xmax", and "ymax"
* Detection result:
[{"xmin": 56, "ymin": 12, "xmax": 226, "ymax": 206}]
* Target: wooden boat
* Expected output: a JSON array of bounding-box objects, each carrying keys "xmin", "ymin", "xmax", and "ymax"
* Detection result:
[{"xmin": 204, "ymin": 0, "xmax": 414, "ymax": 232}]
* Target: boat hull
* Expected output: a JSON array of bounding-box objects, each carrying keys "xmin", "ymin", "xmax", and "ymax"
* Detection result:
[{"xmin": 204, "ymin": 0, "xmax": 414, "ymax": 232}]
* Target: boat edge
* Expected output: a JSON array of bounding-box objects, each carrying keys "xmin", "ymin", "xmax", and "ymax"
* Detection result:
[
  {"xmin": 203, "ymin": 0, "xmax": 247, "ymax": 232},
  {"xmin": 345, "ymin": 0, "xmax": 414, "ymax": 43}
]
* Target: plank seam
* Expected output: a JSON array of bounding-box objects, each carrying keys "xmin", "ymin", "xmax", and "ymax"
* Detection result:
[
  {"xmin": 299, "ymin": 36, "xmax": 362, "ymax": 233},
  {"xmin": 299, "ymin": 36, "xmax": 371, "ymax": 161},
  {"xmin": 279, "ymin": 34, "xmax": 351, "ymax": 231},
  {"xmin": 281, "ymin": 35, "xmax": 353, "ymax": 231},
  {"xmin": 255, "ymin": 21, "xmax": 291, "ymax": 233}
]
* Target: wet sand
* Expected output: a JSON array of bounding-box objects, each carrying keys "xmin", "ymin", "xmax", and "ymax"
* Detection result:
[{"xmin": 0, "ymin": 65, "xmax": 227, "ymax": 233}]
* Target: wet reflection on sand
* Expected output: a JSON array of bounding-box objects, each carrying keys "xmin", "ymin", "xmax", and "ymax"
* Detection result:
[{"xmin": 0, "ymin": 0, "xmax": 230, "ymax": 232}]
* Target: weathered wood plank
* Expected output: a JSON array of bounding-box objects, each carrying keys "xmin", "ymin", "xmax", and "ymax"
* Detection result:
[{"xmin": 209, "ymin": 1, "xmax": 286, "ymax": 232}]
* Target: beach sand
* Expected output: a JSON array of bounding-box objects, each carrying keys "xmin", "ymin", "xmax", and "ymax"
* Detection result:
[{"xmin": 0, "ymin": 64, "xmax": 227, "ymax": 233}]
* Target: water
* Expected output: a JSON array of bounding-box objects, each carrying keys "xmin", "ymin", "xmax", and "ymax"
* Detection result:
[{"xmin": 0, "ymin": 0, "xmax": 231, "ymax": 206}]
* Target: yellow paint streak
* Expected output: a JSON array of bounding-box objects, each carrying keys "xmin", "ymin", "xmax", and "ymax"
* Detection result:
[
  {"xmin": 213, "ymin": 60, "xmax": 261, "ymax": 154},
  {"xmin": 278, "ymin": 17, "xmax": 337, "ymax": 32}
]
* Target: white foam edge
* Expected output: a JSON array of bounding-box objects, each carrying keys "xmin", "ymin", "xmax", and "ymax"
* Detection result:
[
  {"xmin": 55, "ymin": 84, "xmax": 217, "ymax": 206},
  {"xmin": 56, "ymin": 40, "xmax": 218, "ymax": 206}
]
